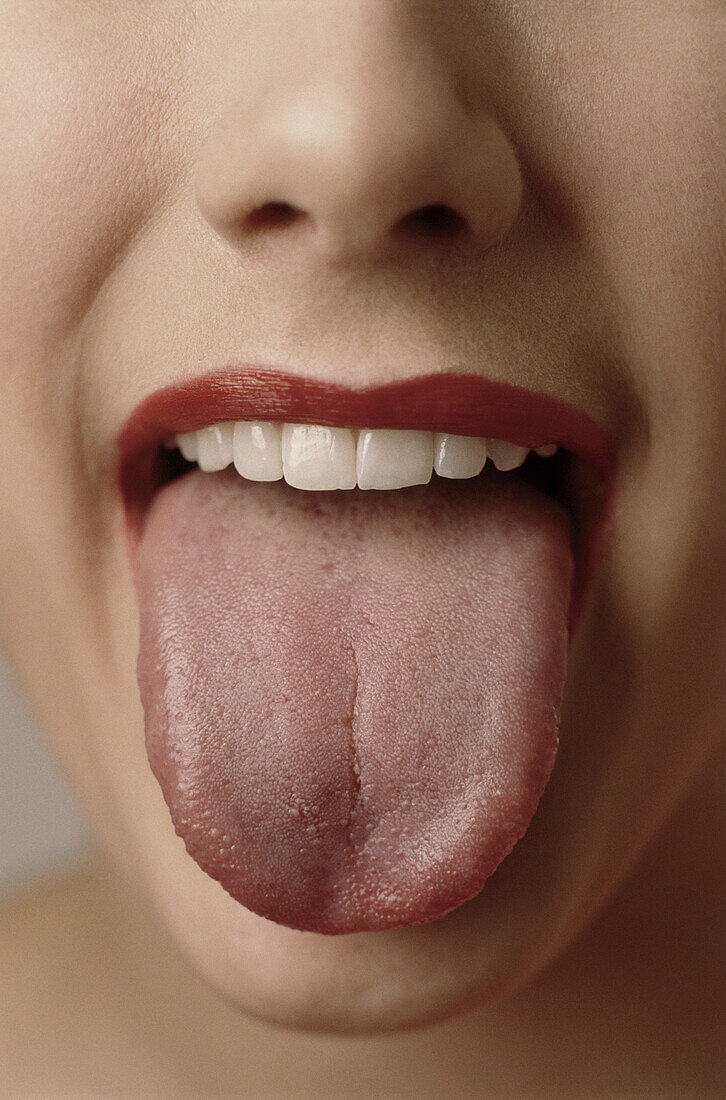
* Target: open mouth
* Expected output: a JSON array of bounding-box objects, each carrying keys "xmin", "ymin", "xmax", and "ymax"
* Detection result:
[
  {"xmin": 118, "ymin": 367, "xmax": 616, "ymax": 935},
  {"xmin": 119, "ymin": 367, "xmax": 615, "ymax": 629}
]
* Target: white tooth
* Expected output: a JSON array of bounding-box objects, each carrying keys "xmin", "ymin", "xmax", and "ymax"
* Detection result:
[
  {"xmin": 357, "ymin": 429, "xmax": 433, "ymax": 490},
  {"xmin": 233, "ymin": 421, "xmax": 283, "ymax": 481},
  {"xmin": 534, "ymin": 444, "xmax": 558, "ymax": 458},
  {"xmin": 196, "ymin": 423, "xmax": 234, "ymax": 471},
  {"xmin": 486, "ymin": 439, "xmax": 529, "ymax": 472},
  {"xmin": 176, "ymin": 431, "xmax": 198, "ymax": 462},
  {"xmin": 281, "ymin": 423, "xmax": 357, "ymax": 490},
  {"xmin": 433, "ymin": 433, "xmax": 487, "ymax": 479}
]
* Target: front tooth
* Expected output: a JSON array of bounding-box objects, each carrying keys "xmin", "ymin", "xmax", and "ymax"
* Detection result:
[
  {"xmin": 486, "ymin": 439, "xmax": 529, "ymax": 472},
  {"xmin": 196, "ymin": 423, "xmax": 234, "ymax": 471},
  {"xmin": 281, "ymin": 423, "xmax": 357, "ymax": 490},
  {"xmin": 357, "ymin": 429, "xmax": 433, "ymax": 489},
  {"xmin": 534, "ymin": 444, "xmax": 558, "ymax": 458},
  {"xmin": 434, "ymin": 433, "xmax": 487, "ymax": 479},
  {"xmin": 233, "ymin": 421, "xmax": 283, "ymax": 481},
  {"xmin": 176, "ymin": 431, "xmax": 198, "ymax": 462}
]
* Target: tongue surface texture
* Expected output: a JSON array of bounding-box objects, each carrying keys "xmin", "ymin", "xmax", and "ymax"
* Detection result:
[{"xmin": 136, "ymin": 467, "xmax": 572, "ymax": 934}]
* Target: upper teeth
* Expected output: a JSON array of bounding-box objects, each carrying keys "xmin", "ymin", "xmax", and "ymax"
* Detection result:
[{"xmin": 174, "ymin": 422, "xmax": 558, "ymax": 490}]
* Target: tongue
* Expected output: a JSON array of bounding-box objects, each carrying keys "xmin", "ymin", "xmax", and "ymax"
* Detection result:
[{"xmin": 136, "ymin": 466, "xmax": 572, "ymax": 934}]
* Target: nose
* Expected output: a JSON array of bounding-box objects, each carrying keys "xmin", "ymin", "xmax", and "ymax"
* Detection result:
[{"xmin": 194, "ymin": 27, "xmax": 523, "ymax": 263}]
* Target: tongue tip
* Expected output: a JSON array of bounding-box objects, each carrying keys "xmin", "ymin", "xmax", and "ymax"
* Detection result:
[
  {"xmin": 186, "ymin": 821, "xmax": 537, "ymax": 935},
  {"xmin": 168, "ymin": 736, "xmax": 560, "ymax": 936}
]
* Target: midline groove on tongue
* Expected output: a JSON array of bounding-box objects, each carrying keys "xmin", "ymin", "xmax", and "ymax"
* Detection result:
[
  {"xmin": 345, "ymin": 640, "xmax": 363, "ymax": 857},
  {"xmin": 136, "ymin": 467, "xmax": 573, "ymax": 934}
]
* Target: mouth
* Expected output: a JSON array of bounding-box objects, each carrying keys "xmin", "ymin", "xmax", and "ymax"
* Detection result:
[
  {"xmin": 118, "ymin": 365, "xmax": 616, "ymax": 935},
  {"xmin": 118, "ymin": 366, "xmax": 616, "ymax": 630}
]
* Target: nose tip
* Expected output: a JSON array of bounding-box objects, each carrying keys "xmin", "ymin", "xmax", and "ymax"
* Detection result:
[{"xmin": 195, "ymin": 62, "xmax": 523, "ymax": 262}]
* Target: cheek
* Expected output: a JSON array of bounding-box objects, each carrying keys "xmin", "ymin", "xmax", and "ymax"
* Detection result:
[
  {"xmin": 579, "ymin": 39, "xmax": 725, "ymax": 623},
  {"xmin": 527, "ymin": 10, "xmax": 726, "ymax": 616},
  {"xmin": 0, "ymin": 9, "xmax": 196, "ymax": 838},
  {"xmin": 512, "ymin": 7, "xmax": 723, "ymax": 339},
  {"xmin": 556, "ymin": 11, "xmax": 723, "ymax": 350},
  {"xmin": 0, "ymin": 6, "xmax": 193, "ymax": 337},
  {"xmin": 578, "ymin": 38, "xmax": 722, "ymax": 365},
  {"xmin": 0, "ymin": 6, "xmax": 199, "ymax": 645}
]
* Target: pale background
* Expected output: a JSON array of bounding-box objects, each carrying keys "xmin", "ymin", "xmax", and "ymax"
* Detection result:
[{"xmin": 0, "ymin": 655, "xmax": 90, "ymax": 897}]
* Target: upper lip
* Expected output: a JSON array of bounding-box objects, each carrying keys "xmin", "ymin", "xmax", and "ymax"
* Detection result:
[{"xmin": 117, "ymin": 364, "xmax": 617, "ymax": 627}]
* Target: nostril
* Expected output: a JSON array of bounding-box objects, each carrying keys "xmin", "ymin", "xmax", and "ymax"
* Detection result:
[
  {"xmin": 241, "ymin": 200, "xmax": 468, "ymax": 249},
  {"xmin": 395, "ymin": 203, "xmax": 467, "ymax": 240},
  {"xmin": 245, "ymin": 201, "xmax": 308, "ymax": 232}
]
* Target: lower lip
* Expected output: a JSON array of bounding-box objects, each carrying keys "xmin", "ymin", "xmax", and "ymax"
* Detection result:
[{"xmin": 118, "ymin": 366, "xmax": 617, "ymax": 627}]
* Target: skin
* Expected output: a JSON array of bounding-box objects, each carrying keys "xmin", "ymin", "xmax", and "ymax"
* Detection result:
[{"xmin": 0, "ymin": 0, "xmax": 724, "ymax": 1092}]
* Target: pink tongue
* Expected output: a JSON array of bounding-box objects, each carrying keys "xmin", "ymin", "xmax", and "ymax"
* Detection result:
[{"xmin": 136, "ymin": 467, "xmax": 572, "ymax": 934}]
